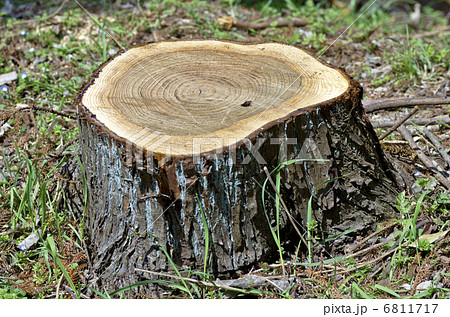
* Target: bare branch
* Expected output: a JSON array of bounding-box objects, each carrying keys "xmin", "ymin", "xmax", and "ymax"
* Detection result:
[
  {"xmin": 363, "ymin": 97, "xmax": 449, "ymax": 113},
  {"xmin": 423, "ymin": 127, "xmax": 450, "ymax": 168},
  {"xmin": 398, "ymin": 125, "xmax": 450, "ymax": 190},
  {"xmin": 378, "ymin": 106, "xmax": 420, "ymax": 140}
]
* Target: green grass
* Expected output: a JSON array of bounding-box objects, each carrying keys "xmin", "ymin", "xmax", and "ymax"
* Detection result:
[
  {"xmin": 260, "ymin": 167, "xmax": 449, "ymax": 299},
  {"xmin": 0, "ymin": 281, "xmax": 26, "ymax": 299},
  {"xmin": 0, "ymin": 144, "xmax": 84, "ymax": 298},
  {"xmin": 387, "ymin": 29, "xmax": 449, "ymax": 83}
]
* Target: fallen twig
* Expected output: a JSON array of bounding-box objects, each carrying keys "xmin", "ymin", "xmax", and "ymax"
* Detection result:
[
  {"xmin": 363, "ymin": 97, "xmax": 449, "ymax": 113},
  {"xmin": 398, "ymin": 125, "xmax": 450, "ymax": 190},
  {"xmin": 423, "ymin": 127, "xmax": 450, "ymax": 168},
  {"xmin": 347, "ymin": 222, "xmax": 397, "ymax": 253},
  {"xmin": 218, "ymin": 274, "xmax": 287, "ymax": 292},
  {"xmin": 410, "ymin": 26, "xmax": 450, "ymax": 38},
  {"xmin": 346, "ymin": 238, "xmax": 395, "ymax": 259},
  {"xmin": 321, "ymin": 241, "xmax": 408, "ymax": 276},
  {"xmin": 264, "ymin": 239, "xmax": 398, "ymax": 275},
  {"xmin": 63, "ymin": 285, "xmax": 77, "ymax": 299},
  {"xmin": 218, "ymin": 16, "xmax": 308, "ymax": 31},
  {"xmin": 378, "ymin": 106, "xmax": 420, "ymax": 140},
  {"xmin": 1, "ymin": 105, "xmax": 77, "ymax": 123},
  {"xmin": 55, "ymin": 274, "xmax": 64, "ymax": 299},
  {"xmin": 236, "ymin": 17, "xmax": 308, "ymax": 30},
  {"xmin": 0, "ymin": 225, "xmax": 22, "ymax": 237},
  {"xmin": 135, "ymin": 268, "xmax": 266, "ymax": 295},
  {"xmin": 51, "ymin": 136, "xmax": 79, "ymax": 159},
  {"xmin": 0, "ymin": 71, "xmax": 17, "ymax": 86},
  {"xmin": 371, "ymin": 117, "xmax": 450, "ymax": 128}
]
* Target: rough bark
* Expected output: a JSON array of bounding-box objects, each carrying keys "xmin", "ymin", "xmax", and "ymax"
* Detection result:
[{"xmin": 76, "ymin": 40, "xmax": 402, "ymax": 295}]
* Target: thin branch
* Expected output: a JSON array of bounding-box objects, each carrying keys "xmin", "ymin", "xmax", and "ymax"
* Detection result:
[
  {"xmin": 32, "ymin": 106, "xmax": 77, "ymax": 119},
  {"xmin": 347, "ymin": 222, "xmax": 397, "ymax": 253},
  {"xmin": 398, "ymin": 125, "xmax": 450, "ymax": 190},
  {"xmin": 371, "ymin": 117, "xmax": 450, "ymax": 128},
  {"xmin": 219, "ymin": 17, "xmax": 308, "ymax": 31},
  {"xmin": 410, "ymin": 26, "xmax": 450, "ymax": 38},
  {"xmin": 51, "ymin": 136, "xmax": 79, "ymax": 159},
  {"xmin": 269, "ymin": 233, "xmax": 397, "ymax": 274},
  {"xmin": 329, "ymin": 243, "xmax": 405, "ymax": 276},
  {"xmin": 0, "ymin": 225, "xmax": 22, "ymax": 237},
  {"xmin": 55, "ymin": 274, "xmax": 64, "ymax": 299},
  {"xmin": 1, "ymin": 105, "xmax": 77, "ymax": 123},
  {"xmin": 423, "ymin": 127, "xmax": 450, "ymax": 168},
  {"xmin": 363, "ymin": 97, "xmax": 449, "ymax": 113},
  {"xmin": 378, "ymin": 106, "xmax": 420, "ymax": 140},
  {"xmin": 314, "ymin": 240, "xmax": 410, "ymax": 277},
  {"xmin": 345, "ymin": 237, "xmax": 395, "ymax": 259},
  {"xmin": 235, "ymin": 17, "xmax": 308, "ymax": 30},
  {"xmin": 134, "ymin": 268, "xmax": 258, "ymax": 294}
]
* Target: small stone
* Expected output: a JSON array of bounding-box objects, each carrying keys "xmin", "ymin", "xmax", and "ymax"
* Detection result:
[
  {"xmin": 366, "ymin": 56, "xmax": 382, "ymax": 67},
  {"xmin": 373, "ymin": 87, "xmax": 387, "ymax": 94},
  {"xmin": 416, "ymin": 280, "xmax": 432, "ymax": 290},
  {"xmin": 0, "ymin": 71, "xmax": 18, "ymax": 86},
  {"xmin": 16, "ymin": 231, "xmax": 40, "ymax": 251},
  {"xmin": 0, "ymin": 122, "xmax": 12, "ymax": 137}
]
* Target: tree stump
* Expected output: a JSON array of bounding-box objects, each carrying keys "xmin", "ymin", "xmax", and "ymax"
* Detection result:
[{"xmin": 77, "ymin": 40, "xmax": 402, "ymax": 293}]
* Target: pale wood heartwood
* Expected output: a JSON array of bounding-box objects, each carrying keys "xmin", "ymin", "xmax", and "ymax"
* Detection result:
[{"xmin": 80, "ymin": 41, "xmax": 349, "ymax": 157}]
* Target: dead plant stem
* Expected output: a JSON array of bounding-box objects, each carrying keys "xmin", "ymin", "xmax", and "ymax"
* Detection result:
[
  {"xmin": 363, "ymin": 97, "xmax": 449, "ymax": 113},
  {"xmin": 423, "ymin": 127, "xmax": 450, "ymax": 168},
  {"xmin": 398, "ymin": 125, "xmax": 450, "ymax": 190},
  {"xmin": 378, "ymin": 106, "xmax": 420, "ymax": 140}
]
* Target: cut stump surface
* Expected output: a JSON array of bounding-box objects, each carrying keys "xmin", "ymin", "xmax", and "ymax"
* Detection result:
[{"xmin": 77, "ymin": 40, "xmax": 402, "ymax": 293}]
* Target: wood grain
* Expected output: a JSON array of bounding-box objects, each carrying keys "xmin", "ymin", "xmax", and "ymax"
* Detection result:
[{"xmin": 80, "ymin": 41, "xmax": 349, "ymax": 157}]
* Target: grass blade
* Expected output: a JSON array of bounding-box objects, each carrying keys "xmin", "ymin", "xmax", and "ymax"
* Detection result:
[
  {"xmin": 196, "ymin": 194, "xmax": 210, "ymax": 281},
  {"xmin": 321, "ymin": 227, "xmax": 358, "ymax": 244},
  {"xmin": 149, "ymin": 234, "xmax": 194, "ymax": 298},
  {"xmin": 410, "ymin": 191, "xmax": 427, "ymax": 241},
  {"xmin": 46, "ymin": 235, "xmax": 79, "ymax": 298},
  {"xmin": 374, "ymin": 284, "xmax": 401, "ymax": 298},
  {"xmin": 86, "ymin": 286, "xmax": 111, "ymax": 299},
  {"xmin": 262, "ymin": 158, "xmax": 329, "ymax": 268},
  {"xmin": 295, "ymin": 254, "xmax": 348, "ymax": 266},
  {"xmin": 108, "ymin": 279, "xmax": 187, "ymax": 297},
  {"xmin": 352, "ymin": 282, "xmax": 373, "ymax": 299}
]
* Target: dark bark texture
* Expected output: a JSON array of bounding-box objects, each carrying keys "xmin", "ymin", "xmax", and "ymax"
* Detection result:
[{"xmin": 77, "ymin": 79, "xmax": 403, "ymax": 295}]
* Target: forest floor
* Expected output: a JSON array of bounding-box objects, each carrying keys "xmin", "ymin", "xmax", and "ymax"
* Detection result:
[{"xmin": 0, "ymin": 0, "xmax": 449, "ymax": 299}]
